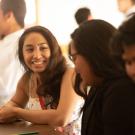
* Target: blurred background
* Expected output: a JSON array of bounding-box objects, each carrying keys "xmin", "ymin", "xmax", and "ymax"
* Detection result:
[{"xmin": 25, "ymin": 0, "xmax": 124, "ymax": 48}]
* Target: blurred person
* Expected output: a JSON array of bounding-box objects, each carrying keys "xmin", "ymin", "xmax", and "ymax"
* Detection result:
[
  {"xmin": 0, "ymin": 0, "xmax": 26, "ymax": 105},
  {"xmin": 74, "ymin": 7, "xmax": 92, "ymax": 25},
  {"xmin": 117, "ymin": 0, "xmax": 135, "ymax": 20},
  {"xmin": 69, "ymin": 20, "xmax": 135, "ymax": 135},
  {"xmin": 110, "ymin": 15, "xmax": 135, "ymax": 83},
  {"xmin": 0, "ymin": 26, "xmax": 83, "ymax": 135}
]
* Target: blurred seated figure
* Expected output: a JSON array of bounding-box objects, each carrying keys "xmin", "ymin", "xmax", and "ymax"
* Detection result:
[{"xmin": 117, "ymin": 0, "xmax": 135, "ymax": 20}]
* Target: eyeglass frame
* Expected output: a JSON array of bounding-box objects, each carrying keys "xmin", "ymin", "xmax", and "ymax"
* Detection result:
[{"xmin": 68, "ymin": 52, "xmax": 79, "ymax": 62}]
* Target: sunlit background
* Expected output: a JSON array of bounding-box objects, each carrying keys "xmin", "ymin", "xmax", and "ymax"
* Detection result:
[{"xmin": 25, "ymin": 0, "xmax": 125, "ymax": 46}]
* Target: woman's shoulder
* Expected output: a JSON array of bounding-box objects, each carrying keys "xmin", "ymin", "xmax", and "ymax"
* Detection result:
[
  {"xmin": 102, "ymin": 77, "xmax": 135, "ymax": 130},
  {"xmin": 110, "ymin": 76, "xmax": 135, "ymax": 90},
  {"xmin": 104, "ymin": 76, "xmax": 135, "ymax": 99}
]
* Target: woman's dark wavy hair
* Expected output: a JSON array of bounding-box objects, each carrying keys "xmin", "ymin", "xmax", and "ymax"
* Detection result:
[
  {"xmin": 18, "ymin": 26, "xmax": 66, "ymax": 106},
  {"xmin": 70, "ymin": 20, "xmax": 125, "ymax": 98}
]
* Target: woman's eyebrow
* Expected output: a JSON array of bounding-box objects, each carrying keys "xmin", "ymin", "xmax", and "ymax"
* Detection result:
[
  {"xmin": 37, "ymin": 42, "xmax": 48, "ymax": 46},
  {"xmin": 24, "ymin": 43, "xmax": 48, "ymax": 47},
  {"xmin": 23, "ymin": 44, "xmax": 33, "ymax": 48}
]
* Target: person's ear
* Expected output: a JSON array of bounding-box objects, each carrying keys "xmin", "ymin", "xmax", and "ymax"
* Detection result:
[{"xmin": 4, "ymin": 11, "xmax": 14, "ymax": 21}]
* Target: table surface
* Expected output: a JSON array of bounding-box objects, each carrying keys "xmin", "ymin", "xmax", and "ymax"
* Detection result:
[{"xmin": 0, "ymin": 120, "xmax": 63, "ymax": 135}]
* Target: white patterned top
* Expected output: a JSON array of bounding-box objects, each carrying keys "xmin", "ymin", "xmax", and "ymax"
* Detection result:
[{"xmin": 27, "ymin": 73, "xmax": 83, "ymax": 135}]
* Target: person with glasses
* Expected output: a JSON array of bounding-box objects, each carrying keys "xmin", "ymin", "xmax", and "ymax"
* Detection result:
[{"xmin": 69, "ymin": 20, "xmax": 135, "ymax": 135}]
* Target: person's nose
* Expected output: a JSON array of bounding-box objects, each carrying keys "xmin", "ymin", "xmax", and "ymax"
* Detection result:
[{"xmin": 33, "ymin": 48, "xmax": 42, "ymax": 59}]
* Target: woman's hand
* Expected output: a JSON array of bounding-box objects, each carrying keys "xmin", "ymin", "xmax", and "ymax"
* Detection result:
[{"xmin": 0, "ymin": 105, "xmax": 18, "ymax": 123}]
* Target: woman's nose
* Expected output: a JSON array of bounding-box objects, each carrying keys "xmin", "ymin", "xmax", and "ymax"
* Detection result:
[{"xmin": 33, "ymin": 49, "xmax": 42, "ymax": 58}]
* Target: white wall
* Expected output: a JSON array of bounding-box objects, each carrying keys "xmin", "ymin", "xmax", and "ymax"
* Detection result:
[
  {"xmin": 25, "ymin": 0, "xmax": 36, "ymax": 26},
  {"xmin": 32, "ymin": 0, "xmax": 125, "ymax": 45}
]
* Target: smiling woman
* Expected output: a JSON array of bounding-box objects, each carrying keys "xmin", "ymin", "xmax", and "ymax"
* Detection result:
[
  {"xmin": 22, "ymin": 32, "xmax": 51, "ymax": 73},
  {"xmin": 0, "ymin": 26, "xmax": 83, "ymax": 135}
]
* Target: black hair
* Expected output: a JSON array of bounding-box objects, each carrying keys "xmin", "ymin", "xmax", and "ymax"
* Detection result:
[
  {"xmin": 112, "ymin": 14, "xmax": 135, "ymax": 47},
  {"xmin": 75, "ymin": 7, "xmax": 91, "ymax": 25},
  {"xmin": 110, "ymin": 15, "xmax": 135, "ymax": 70},
  {"xmin": 70, "ymin": 20, "xmax": 125, "ymax": 98},
  {"xmin": 131, "ymin": 0, "xmax": 135, "ymax": 4}
]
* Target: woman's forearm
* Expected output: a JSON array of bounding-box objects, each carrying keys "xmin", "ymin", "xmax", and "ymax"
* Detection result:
[{"xmin": 14, "ymin": 108, "xmax": 69, "ymax": 126}]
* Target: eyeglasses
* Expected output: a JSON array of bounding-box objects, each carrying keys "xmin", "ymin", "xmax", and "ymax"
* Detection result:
[{"xmin": 69, "ymin": 52, "xmax": 79, "ymax": 61}]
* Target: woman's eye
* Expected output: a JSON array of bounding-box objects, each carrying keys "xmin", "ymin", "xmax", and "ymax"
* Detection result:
[
  {"xmin": 25, "ymin": 48, "xmax": 33, "ymax": 52},
  {"xmin": 40, "ymin": 46, "xmax": 49, "ymax": 51},
  {"xmin": 40, "ymin": 47, "xmax": 46, "ymax": 50}
]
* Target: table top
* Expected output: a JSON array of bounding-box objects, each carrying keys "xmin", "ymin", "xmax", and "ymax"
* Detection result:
[{"xmin": 0, "ymin": 120, "xmax": 63, "ymax": 135}]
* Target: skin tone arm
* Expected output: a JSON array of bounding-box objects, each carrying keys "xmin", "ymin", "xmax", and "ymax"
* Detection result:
[
  {"xmin": 0, "ymin": 73, "xmax": 29, "ymax": 122},
  {"xmin": 0, "ymin": 68, "xmax": 83, "ymax": 126}
]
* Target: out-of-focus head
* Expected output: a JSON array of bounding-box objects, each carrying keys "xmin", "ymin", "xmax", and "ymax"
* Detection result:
[
  {"xmin": 117, "ymin": 0, "xmax": 135, "ymax": 14},
  {"xmin": 18, "ymin": 26, "xmax": 63, "ymax": 74},
  {"xmin": 111, "ymin": 15, "xmax": 135, "ymax": 82},
  {"xmin": 69, "ymin": 20, "xmax": 119, "ymax": 88},
  {"xmin": 122, "ymin": 45, "xmax": 135, "ymax": 82},
  {"xmin": 0, "ymin": 0, "xmax": 26, "ymax": 36},
  {"xmin": 75, "ymin": 7, "xmax": 92, "ymax": 25}
]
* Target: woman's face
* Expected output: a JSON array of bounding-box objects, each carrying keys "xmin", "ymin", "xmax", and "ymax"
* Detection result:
[
  {"xmin": 23, "ymin": 32, "xmax": 51, "ymax": 73},
  {"xmin": 70, "ymin": 41, "xmax": 97, "ymax": 86},
  {"xmin": 122, "ymin": 45, "xmax": 135, "ymax": 82}
]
